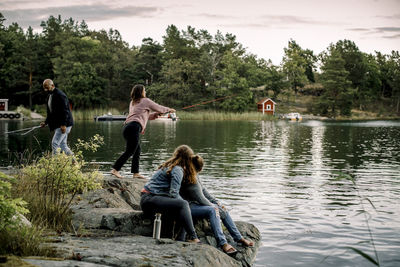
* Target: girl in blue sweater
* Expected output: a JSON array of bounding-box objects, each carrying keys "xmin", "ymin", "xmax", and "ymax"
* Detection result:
[{"xmin": 140, "ymin": 145, "xmax": 200, "ymax": 243}]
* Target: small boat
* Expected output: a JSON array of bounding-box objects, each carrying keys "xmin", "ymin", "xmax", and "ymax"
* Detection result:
[
  {"xmin": 94, "ymin": 113, "xmax": 126, "ymax": 121},
  {"xmin": 285, "ymin": 112, "xmax": 302, "ymax": 121},
  {"xmin": 156, "ymin": 112, "xmax": 178, "ymax": 121}
]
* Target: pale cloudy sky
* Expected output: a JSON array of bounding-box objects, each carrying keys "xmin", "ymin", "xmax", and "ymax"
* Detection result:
[{"xmin": 1, "ymin": 0, "xmax": 399, "ymax": 64}]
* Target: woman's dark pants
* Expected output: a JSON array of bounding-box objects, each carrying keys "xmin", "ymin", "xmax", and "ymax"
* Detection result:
[
  {"xmin": 112, "ymin": 121, "xmax": 142, "ymax": 173},
  {"xmin": 140, "ymin": 193, "xmax": 198, "ymax": 240}
]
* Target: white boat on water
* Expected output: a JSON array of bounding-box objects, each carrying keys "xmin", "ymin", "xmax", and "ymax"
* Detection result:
[
  {"xmin": 285, "ymin": 112, "xmax": 302, "ymax": 121},
  {"xmin": 94, "ymin": 113, "xmax": 126, "ymax": 121}
]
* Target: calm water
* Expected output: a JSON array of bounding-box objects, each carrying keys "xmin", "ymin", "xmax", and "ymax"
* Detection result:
[{"xmin": 1, "ymin": 119, "xmax": 400, "ymax": 267}]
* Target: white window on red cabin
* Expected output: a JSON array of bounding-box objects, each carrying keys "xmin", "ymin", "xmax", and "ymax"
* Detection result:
[{"xmin": 266, "ymin": 104, "xmax": 271, "ymax": 110}]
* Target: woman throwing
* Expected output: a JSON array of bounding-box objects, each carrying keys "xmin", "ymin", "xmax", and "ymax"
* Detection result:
[
  {"xmin": 111, "ymin": 84, "xmax": 175, "ymax": 179},
  {"xmin": 140, "ymin": 145, "xmax": 201, "ymax": 243}
]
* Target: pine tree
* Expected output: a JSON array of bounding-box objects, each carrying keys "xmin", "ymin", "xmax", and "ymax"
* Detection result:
[{"xmin": 320, "ymin": 49, "xmax": 353, "ymax": 117}]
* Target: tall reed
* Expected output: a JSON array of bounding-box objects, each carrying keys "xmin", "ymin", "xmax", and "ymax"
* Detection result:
[
  {"xmin": 322, "ymin": 172, "xmax": 380, "ymax": 266},
  {"xmin": 177, "ymin": 111, "xmax": 277, "ymax": 121}
]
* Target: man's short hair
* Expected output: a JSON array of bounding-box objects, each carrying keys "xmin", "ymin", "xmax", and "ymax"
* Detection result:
[{"xmin": 43, "ymin": 79, "xmax": 54, "ymax": 88}]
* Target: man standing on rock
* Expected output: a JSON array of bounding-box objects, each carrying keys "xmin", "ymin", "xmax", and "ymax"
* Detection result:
[{"xmin": 40, "ymin": 79, "xmax": 74, "ymax": 155}]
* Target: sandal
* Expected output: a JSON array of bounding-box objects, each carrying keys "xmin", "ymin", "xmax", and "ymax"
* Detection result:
[
  {"xmin": 222, "ymin": 243, "xmax": 238, "ymax": 255},
  {"xmin": 237, "ymin": 238, "xmax": 254, "ymax": 247},
  {"xmin": 111, "ymin": 169, "xmax": 123, "ymax": 179}
]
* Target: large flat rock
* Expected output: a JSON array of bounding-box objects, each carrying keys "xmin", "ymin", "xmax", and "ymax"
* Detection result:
[
  {"xmin": 26, "ymin": 175, "xmax": 261, "ymax": 266},
  {"xmin": 25, "ymin": 234, "xmax": 242, "ymax": 267}
]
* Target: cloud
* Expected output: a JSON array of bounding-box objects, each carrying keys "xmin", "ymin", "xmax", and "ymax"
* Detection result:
[
  {"xmin": 195, "ymin": 13, "xmax": 236, "ymax": 19},
  {"xmin": 219, "ymin": 15, "xmax": 333, "ymax": 29},
  {"xmin": 348, "ymin": 26, "xmax": 400, "ymax": 33},
  {"xmin": 347, "ymin": 26, "xmax": 400, "ymax": 39},
  {"xmin": 347, "ymin": 28, "xmax": 371, "ymax": 32},
  {"xmin": 375, "ymin": 27, "xmax": 400, "ymax": 32},
  {"xmin": 382, "ymin": 34, "xmax": 400, "ymax": 39},
  {"xmin": 0, "ymin": 0, "xmax": 35, "ymax": 8},
  {"xmin": 1, "ymin": 4, "xmax": 161, "ymax": 28},
  {"xmin": 260, "ymin": 15, "xmax": 318, "ymax": 25},
  {"xmin": 377, "ymin": 14, "xmax": 400, "ymax": 20}
]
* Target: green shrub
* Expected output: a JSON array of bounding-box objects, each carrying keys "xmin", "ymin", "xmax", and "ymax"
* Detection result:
[
  {"xmin": 0, "ymin": 172, "xmax": 28, "ymax": 232},
  {"xmin": 16, "ymin": 106, "xmax": 31, "ymax": 118},
  {"xmin": 14, "ymin": 135, "xmax": 104, "ymax": 231},
  {"xmin": 0, "ymin": 172, "xmax": 52, "ymax": 256}
]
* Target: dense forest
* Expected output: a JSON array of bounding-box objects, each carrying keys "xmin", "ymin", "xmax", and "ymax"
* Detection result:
[{"xmin": 0, "ymin": 13, "xmax": 399, "ymax": 117}]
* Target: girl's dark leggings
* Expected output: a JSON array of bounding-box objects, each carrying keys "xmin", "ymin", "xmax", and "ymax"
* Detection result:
[
  {"xmin": 140, "ymin": 193, "xmax": 198, "ymax": 240},
  {"xmin": 112, "ymin": 121, "xmax": 142, "ymax": 173}
]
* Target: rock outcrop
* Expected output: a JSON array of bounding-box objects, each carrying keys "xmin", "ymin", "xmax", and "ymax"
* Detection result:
[{"xmin": 25, "ymin": 175, "xmax": 261, "ymax": 267}]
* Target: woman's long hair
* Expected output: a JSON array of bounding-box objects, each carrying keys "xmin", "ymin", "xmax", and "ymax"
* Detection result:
[
  {"xmin": 192, "ymin": 154, "xmax": 204, "ymax": 173},
  {"xmin": 159, "ymin": 145, "xmax": 197, "ymax": 184},
  {"xmin": 131, "ymin": 84, "xmax": 145, "ymax": 104}
]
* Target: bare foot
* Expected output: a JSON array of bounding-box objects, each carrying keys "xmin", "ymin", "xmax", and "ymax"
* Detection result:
[
  {"xmin": 237, "ymin": 238, "xmax": 254, "ymax": 247},
  {"xmin": 133, "ymin": 173, "xmax": 146, "ymax": 179},
  {"xmin": 111, "ymin": 169, "xmax": 123, "ymax": 179},
  {"xmin": 188, "ymin": 238, "xmax": 201, "ymax": 244}
]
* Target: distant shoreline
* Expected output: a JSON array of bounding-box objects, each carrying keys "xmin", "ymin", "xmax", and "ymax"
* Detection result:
[{"xmin": 6, "ymin": 108, "xmax": 399, "ymax": 122}]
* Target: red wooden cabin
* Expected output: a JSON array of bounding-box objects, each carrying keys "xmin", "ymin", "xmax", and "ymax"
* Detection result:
[{"xmin": 257, "ymin": 98, "xmax": 276, "ymax": 115}]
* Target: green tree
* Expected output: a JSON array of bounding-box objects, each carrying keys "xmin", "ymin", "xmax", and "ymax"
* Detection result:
[
  {"xmin": 359, "ymin": 53, "xmax": 382, "ymax": 109},
  {"xmin": 52, "ymin": 36, "xmax": 107, "ymax": 108},
  {"xmin": 24, "ymin": 27, "xmax": 43, "ymax": 110},
  {"xmin": 302, "ymin": 49, "xmax": 317, "ymax": 83},
  {"xmin": 327, "ymin": 40, "xmax": 368, "ymax": 109},
  {"xmin": 282, "ymin": 40, "xmax": 308, "ymax": 97},
  {"xmin": 0, "ymin": 22, "xmax": 29, "ymax": 106},
  {"xmin": 387, "ymin": 51, "xmax": 400, "ymax": 113},
  {"xmin": 163, "ymin": 25, "xmax": 200, "ymax": 61},
  {"xmin": 375, "ymin": 52, "xmax": 392, "ymax": 98},
  {"xmin": 265, "ymin": 63, "xmax": 287, "ymax": 98},
  {"xmin": 133, "ymin": 38, "xmax": 164, "ymax": 85},
  {"xmin": 150, "ymin": 58, "xmax": 203, "ymax": 107},
  {"xmin": 88, "ymin": 28, "xmax": 136, "ymax": 105},
  {"xmin": 319, "ymin": 49, "xmax": 353, "ymax": 117},
  {"xmin": 214, "ymin": 51, "xmax": 253, "ymax": 112}
]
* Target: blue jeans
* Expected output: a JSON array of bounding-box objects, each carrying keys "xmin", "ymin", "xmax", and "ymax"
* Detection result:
[
  {"xmin": 52, "ymin": 126, "xmax": 73, "ymax": 155},
  {"xmin": 190, "ymin": 204, "xmax": 227, "ymax": 247},
  {"xmin": 219, "ymin": 207, "xmax": 242, "ymax": 242}
]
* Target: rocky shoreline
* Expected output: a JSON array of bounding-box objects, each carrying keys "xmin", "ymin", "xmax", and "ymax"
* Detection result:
[{"xmin": 22, "ymin": 175, "xmax": 261, "ymax": 266}]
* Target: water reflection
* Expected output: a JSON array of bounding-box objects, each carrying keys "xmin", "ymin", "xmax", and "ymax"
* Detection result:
[{"xmin": 1, "ymin": 119, "xmax": 400, "ymax": 266}]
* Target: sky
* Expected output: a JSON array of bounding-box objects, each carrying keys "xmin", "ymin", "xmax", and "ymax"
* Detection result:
[{"xmin": 1, "ymin": 0, "xmax": 399, "ymax": 64}]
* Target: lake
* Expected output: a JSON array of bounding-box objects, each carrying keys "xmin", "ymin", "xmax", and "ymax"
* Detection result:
[{"xmin": 1, "ymin": 119, "xmax": 400, "ymax": 267}]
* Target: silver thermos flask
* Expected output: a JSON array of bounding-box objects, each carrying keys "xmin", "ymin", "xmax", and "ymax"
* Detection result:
[{"xmin": 153, "ymin": 213, "xmax": 162, "ymax": 239}]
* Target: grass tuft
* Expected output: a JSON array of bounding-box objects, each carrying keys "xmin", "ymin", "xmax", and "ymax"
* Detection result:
[{"xmin": 177, "ymin": 111, "xmax": 277, "ymax": 121}]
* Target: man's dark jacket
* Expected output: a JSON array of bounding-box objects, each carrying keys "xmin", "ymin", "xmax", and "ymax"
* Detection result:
[{"xmin": 45, "ymin": 88, "xmax": 74, "ymax": 131}]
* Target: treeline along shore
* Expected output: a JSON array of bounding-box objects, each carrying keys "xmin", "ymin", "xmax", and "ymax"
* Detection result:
[{"xmin": 0, "ymin": 13, "xmax": 399, "ymax": 119}]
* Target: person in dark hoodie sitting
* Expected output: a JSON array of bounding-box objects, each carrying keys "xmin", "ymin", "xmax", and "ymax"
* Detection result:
[
  {"xmin": 179, "ymin": 154, "xmax": 254, "ymax": 255},
  {"xmin": 40, "ymin": 79, "xmax": 74, "ymax": 155}
]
